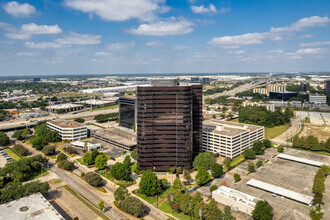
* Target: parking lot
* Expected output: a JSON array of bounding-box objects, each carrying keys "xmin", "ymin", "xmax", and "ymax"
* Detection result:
[
  {"xmin": 0, "ymin": 148, "xmax": 13, "ymax": 166},
  {"xmin": 206, "ymin": 148, "xmax": 330, "ymax": 220}
]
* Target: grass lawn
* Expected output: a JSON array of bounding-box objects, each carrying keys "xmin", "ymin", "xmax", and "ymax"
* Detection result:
[
  {"xmin": 91, "ymin": 104, "xmax": 119, "ymax": 111},
  {"xmin": 57, "ymin": 146, "xmax": 77, "ymax": 157},
  {"xmin": 265, "ymin": 123, "xmax": 290, "ymax": 139},
  {"xmin": 230, "ymin": 155, "xmax": 244, "ymax": 167},
  {"xmin": 136, "ymin": 188, "xmax": 190, "ymax": 220},
  {"xmin": 4, "ymin": 148, "xmax": 22, "ymax": 161},
  {"xmin": 229, "ymin": 118, "xmax": 239, "ymax": 122},
  {"xmin": 34, "ymin": 168, "xmax": 49, "ymax": 179},
  {"xmin": 99, "ymin": 169, "xmax": 135, "ymax": 186},
  {"xmin": 75, "ymin": 158, "xmax": 92, "ymax": 167}
]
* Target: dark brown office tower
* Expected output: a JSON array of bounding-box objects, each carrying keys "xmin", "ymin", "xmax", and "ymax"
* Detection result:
[
  {"xmin": 325, "ymin": 80, "xmax": 330, "ymax": 93},
  {"xmin": 137, "ymin": 79, "xmax": 202, "ymax": 171}
]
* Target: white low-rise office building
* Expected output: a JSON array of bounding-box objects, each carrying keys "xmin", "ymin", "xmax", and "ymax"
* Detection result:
[
  {"xmin": 309, "ymin": 93, "xmax": 327, "ymax": 104},
  {"xmin": 47, "ymin": 120, "xmax": 87, "ymax": 141},
  {"xmin": 202, "ymin": 120, "xmax": 264, "ymax": 159}
]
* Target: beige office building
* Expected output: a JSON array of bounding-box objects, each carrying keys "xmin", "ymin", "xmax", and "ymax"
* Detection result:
[
  {"xmin": 202, "ymin": 120, "xmax": 264, "ymax": 159},
  {"xmin": 47, "ymin": 120, "xmax": 87, "ymax": 141}
]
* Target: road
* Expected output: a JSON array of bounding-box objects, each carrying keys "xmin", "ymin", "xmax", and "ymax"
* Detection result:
[
  {"xmin": 203, "ymin": 81, "xmax": 267, "ymax": 100},
  {"xmin": 0, "ymin": 107, "xmax": 118, "ymax": 131}
]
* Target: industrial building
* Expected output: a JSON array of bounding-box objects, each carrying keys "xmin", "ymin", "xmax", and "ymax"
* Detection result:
[
  {"xmin": 269, "ymin": 91, "xmax": 298, "ymax": 101},
  {"xmin": 212, "ymin": 186, "xmax": 257, "ymax": 215},
  {"xmin": 92, "ymin": 127, "xmax": 136, "ymax": 151},
  {"xmin": 137, "ymin": 79, "xmax": 202, "ymax": 171},
  {"xmin": 46, "ymin": 103, "xmax": 84, "ymax": 113},
  {"xmin": 202, "ymin": 120, "xmax": 264, "ymax": 159},
  {"xmin": 0, "ymin": 193, "xmax": 63, "ymax": 219},
  {"xmin": 47, "ymin": 120, "xmax": 87, "ymax": 141},
  {"xmin": 79, "ymin": 85, "xmax": 146, "ymax": 94},
  {"xmin": 309, "ymin": 93, "xmax": 327, "ymax": 104},
  {"xmin": 119, "ymin": 96, "xmax": 137, "ymax": 130}
]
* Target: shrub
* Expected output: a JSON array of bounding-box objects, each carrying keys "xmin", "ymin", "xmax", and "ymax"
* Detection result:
[
  {"xmin": 42, "ymin": 145, "xmax": 56, "ymax": 155},
  {"xmin": 248, "ymin": 162, "xmax": 256, "ymax": 172},
  {"xmin": 256, "ymin": 160, "xmax": 263, "ymax": 168},
  {"xmin": 170, "ymin": 167, "xmax": 176, "ymax": 174},
  {"xmin": 58, "ymin": 159, "xmax": 74, "ymax": 170},
  {"xmin": 234, "ymin": 173, "xmax": 241, "ymax": 182},
  {"xmin": 120, "ymin": 196, "xmax": 145, "ymax": 217},
  {"xmin": 85, "ymin": 172, "xmax": 103, "ymax": 187},
  {"xmin": 13, "ymin": 145, "xmax": 29, "ymax": 156},
  {"xmin": 64, "ymin": 147, "xmax": 77, "ymax": 155},
  {"xmin": 81, "ymin": 172, "xmax": 85, "ymax": 178},
  {"xmin": 277, "ymin": 146, "xmax": 284, "ymax": 153},
  {"xmin": 114, "ymin": 186, "xmax": 129, "ymax": 203},
  {"xmin": 74, "ymin": 118, "xmax": 85, "ymax": 123},
  {"xmin": 56, "ymin": 153, "xmax": 67, "ymax": 163},
  {"xmin": 210, "ymin": 185, "xmax": 218, "ymax": 193}
]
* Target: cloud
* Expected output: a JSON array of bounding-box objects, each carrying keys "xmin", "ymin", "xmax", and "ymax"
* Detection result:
[
  {"xmin": 175, "ymin": 45, "xmax": 190, "ymax": 50},
  {"xmin": 106, "ymin": 42, "xmax": 135, "ymax": 50},
  {"xmin": 129, "ymin": 19, "xmax": 194, "ymax": 36},
  {"xmin": 300, "ymin": 41, "xmax": 330, "ymax": 47},
  {"xmin": 191, "ymin": 4, "xmax": 217, "ymax": 14},
  {"xmin": 25, "ymin": 32, "xmax": 101, "ymax": 49},
  {"xmin": 286, "ymin": 47, "xmax": 326, "ymax": 59},
  {"xmin": 2, "ymin": 23, "xmax": 62, "ymax": 40},
  {"xmin": 94, "ymin": 51, "xmax": 111, "ymax": 56},
  {"xmin": 219, "ymin": 7, "xmax": 231, "ymax": 14},
  {"xmin": 228, "ymin": 50, "xmax": 245, "ymax": 55},
  {"xmin": 267, "ymin": 49, "xmax": 284, "ymax": 54},
  {"xmin": 145, "ymin": 41, "xmax": 163, "ymax": 47},
  {"xmin": 64, "ymin": 0, "xmax": 168, "ymax": 22},
  {"xmin": 16, "ymin": 51, "xmax": 38, "ymax": 56},
  {"xmin": 208, "ymin": 16, "xmax": 330, "ymax": 48},
  {"xmin": 208, "ymin": 32, "xmax": 267, "ymax": 47},
  {"xmin": 3, "ymin": 1, "xmax": 36, "ymax": 18}
]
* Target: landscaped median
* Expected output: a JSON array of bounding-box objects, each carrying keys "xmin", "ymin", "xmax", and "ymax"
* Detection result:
[
  {"xmin": 61, "ymin": 185, "xmax": 110, "ymax": 220},
  {"xmin": 4, "ymin": 147, "xmax": 22, "ymax": 161}
]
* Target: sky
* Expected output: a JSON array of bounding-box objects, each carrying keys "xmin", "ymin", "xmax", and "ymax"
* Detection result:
[{"xmin": 0, "ymin": 0, "xmax": 330, "ymax": 76}]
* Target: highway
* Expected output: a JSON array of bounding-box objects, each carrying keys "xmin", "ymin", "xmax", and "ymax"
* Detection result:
[{"xmin": 0, "ymin": 108, "xmax": 118, "ymax": 131}]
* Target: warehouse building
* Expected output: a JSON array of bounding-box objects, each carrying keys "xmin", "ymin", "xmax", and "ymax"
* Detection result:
[
  {"xmin": 202, "ymin": 120, "xmax": 264, "ymax": 159},
  {"xmin": 47, "ymin": 120, "xmax": 87, "ymax": 141},
  {"xmin": 46, "ymin": 103, "xmax": 84, "ymax": 113}
]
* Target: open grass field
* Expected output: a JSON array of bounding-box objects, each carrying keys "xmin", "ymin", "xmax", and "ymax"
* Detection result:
[
  {"xmin": 91, "ymin": 104, "xmax": 119, "ymax": 111},
  {"xmin": 265, "ymin": 123, "xmax": 290, "ymax": 139},
  {"xmin": 4, "ymin": 148, "xmax": 22, "ymax": 161},
  {"xmin": 309, "ymin": 126, "xmax": 330, "ymax": 142}
]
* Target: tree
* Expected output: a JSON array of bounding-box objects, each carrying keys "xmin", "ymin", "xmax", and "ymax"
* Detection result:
[
  {"xmin": 83, "ymin": 153, "xmax": 94, "ymax": 165},
  {"xmin": 110, "ymin": 162, "xmax": 122, "ymax": 179},
  {"xmin": 159, "ymin": 178, "xmax": 169, "ymax": 191},
  {"xmin": 94, "ymin": 154, "xmax": 108, "ymax": 170},
  {"xmin": 210, "ymin": 185, "xmax": 218, "ymax": 193},
  {"xmin": 131, "ymin": 148, "xmax": 137, "ymax": 160},
  {"xmin": 252, "ymin": 200, "xmax": 273, "ymax": 220},
  {"xmin": 30, "ymin": 136, "xmax": 48, "ymax": 150},
  {"xmin": 12, "ymin": 128, "xmax": 31, "ymax": 140},
  {"xmin": 139, "ymin": 170, "xmax": 158, "ymax": 196},
  {"xmin": 114, "ymin": 186, "xmax": 129, "ymax": 203},
  {"xmin": 56, "ymin": 153, "xmax": 67, "ymax": 163},
  {"xmin": 223, "ymin": 206, "xmax": 235, "ymax": 220},
  {"xmin": 277, "ymin": 146, "xmax": 284, "ymax": 153},
  {"xmin": 123, "ymin": 155, "xmax": 131, "ymax": 166},
  {"xmin": 263, "ymin": 139, "xmax": 272, "ymax": 148},
  {"xmin": 234, "ymin": 173, "xmax": 241, "ymax": 182},
  {"xmin": 74, "ymin": 118, "xmax": 85, "ymax": 123},
  {"xmin": 180, "ymin": 192, "xmax": 191, "ymax": 214},
  {"xmin": 256, "ymin": 160, "xmax": 263, "ymax": 168},
  {"xmin": 252, "ymin": 140, "xmax": 264, "ymax": 155},
  {"xmin": 248, "ymin": 162, "xmax": 256, "ymax": 172},
  {"xmin": 193, "ymin": 152, "xmax": 216, "ymax": 169},
  {"xmin": 58, "ymin": 160, "xmax": 74, "ymax": 170},
  {"xmin": 206, "ymin": 199, "xmax": 223, "ymax": 220},
  {"xmin": 171, "ymin": 178, "xmax": 184, "ymax": 193},
  {"xmin": 42, "ymin": 145, "xmax": 56, "ymax": 155},
  {"xmin": 224, "ymin": 158, "xmax": 232, "ymax": 168},
  {"xmin": 195, "ymin": 167, "xmax": 210, "ymax": 186},
  {"xmin": 0, "ymin": 132, "xmax": 10, "ymax": 146},
  {"xmin": 63, "ymin": 147, "xmax": 77, "ymax": 155},
  {"xmin": 325, "ymin": 138, "xmax": 330, "ymax": 153},
  {"xmin": 243, "ymin": 148, "xmax": 256, "ymax": 159},
  {"xmin": 120, "ymin": 196, "xmax": 145, "ymax": 217},
  {"xmin": 193, "ymin": 201, "xmax": 208, "ymax": 219},
  {"xmin": 91, "ymin": 150, "xmax": 99, "ymax": 161},
  {"xmin": 13, "ymin": 145, "xmax": 29, "ymax": 156},
  {"xmin": 85, "ymin": 172, "xmax": 103, "ymax": 187},
  {"xmin": 98, "ymin": 200, "xmax": 105, "ymax": 212},
  {"xmin": 211, "ymin": 163, "xmax": 223, "ymax": 178}
]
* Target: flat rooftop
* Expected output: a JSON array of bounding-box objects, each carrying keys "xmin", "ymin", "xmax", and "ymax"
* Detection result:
[
  {"xmin": 93, "ymin": 127, "xmax": 136, "ymax": 146},
  {"xmin": 0, "ymin": 193, "xmax": 63, "ymax": 220},
  {"xmin": 277, "ymin": 153, "xmax": 329, "ymax": 167},
  {"xmin": 48, "ymin": 120, "xmax": 85, "ymax": 128},
  {"xmin": 46, "ymin": 103, "xmax": 83, "ymax": 109},
  {"xmin": 247, "ymin": 179, "xmax": 313, "ymax": 205},
  {"xmin": 203, "ymin": 120, "xmax": 264, "ymax": 137}
]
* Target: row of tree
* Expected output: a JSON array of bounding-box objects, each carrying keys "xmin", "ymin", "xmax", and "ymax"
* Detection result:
[
  {"xmin": 30, "ymin": 122, "xmax": 60, "ymax": 150},
  {"xmin": 110, "ymin": 156, "xmax": 132, "ymax": 181},
  {"xmin": 239, "ymin": 106, "xmax": 293, "ymax": 128},
  {"xmin": 56, "ymin": 153, "xmax": 74, "ymax": 171},
  {"xmin": 243, "ymin": 140, "xmax": 272, "ymax": 159},
  {"xmin": 94, "ymin": 112, "xmax": 119, "ymax": 123},
  {"xmin": 0, "ymin": 109, "xmax": 10, "ymax": 121},
  {"xmin": 115, "ymin": 186, "xmax": 145, "ymax": 217},
  {"xmin": 12, "ymin": 128, "xmax": 32, "ymax": 140},
  {"xmin": 293, "ymin": 135, "xmax": 330, "ymax": 153},
  {"xmin": 83, "ymin": 150, "xmax": 108, "ymax": 170}
]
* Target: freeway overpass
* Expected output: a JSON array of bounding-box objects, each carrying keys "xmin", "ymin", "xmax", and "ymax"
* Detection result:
[{"xmin": 0, "ymin": 108, "xmax": 118, "ymax": 131}]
